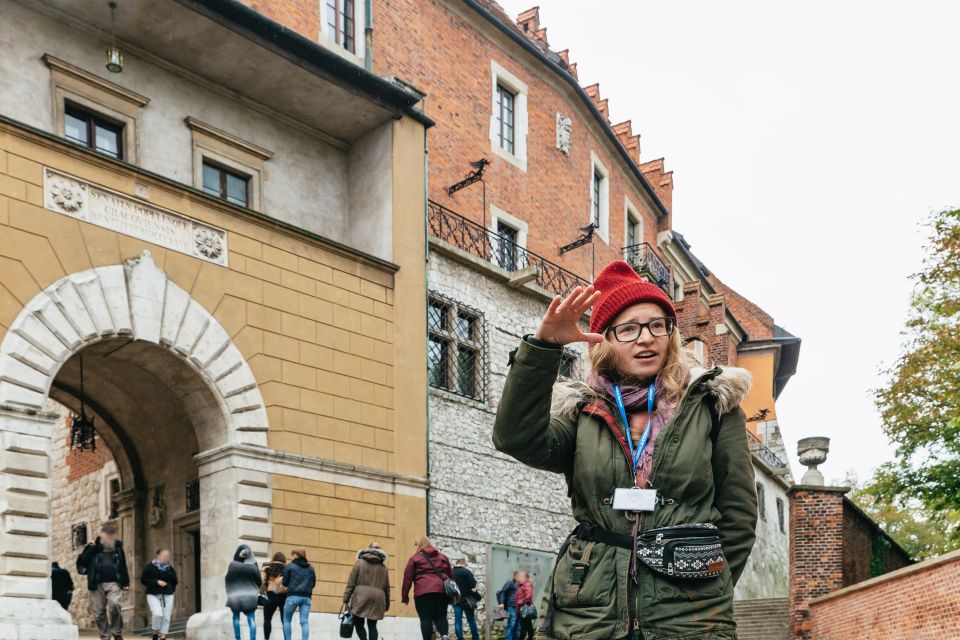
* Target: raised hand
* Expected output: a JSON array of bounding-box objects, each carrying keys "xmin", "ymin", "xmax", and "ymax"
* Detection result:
[{"xmin": 533, "ymin": 285, "xmax": 605, "ymax": 346}]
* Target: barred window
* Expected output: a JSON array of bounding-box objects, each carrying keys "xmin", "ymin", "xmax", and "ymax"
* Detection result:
[{"xmin": 428, "ymin": 293, "xmax": 486, "ymax": 400}]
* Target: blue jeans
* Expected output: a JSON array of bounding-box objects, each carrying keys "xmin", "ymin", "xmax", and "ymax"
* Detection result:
[
  {"xmin": 282, "ymin": 595, "xmax": 311, "ymax": 640},
  {"xmin": 504, "ymin": 606, "xmax": 518, "ymax": 640},
  {"xmin": 232, "ymin": 610, "xmax": 256, "ymax": 640},
  {"xmin": 453, "ymin": 603, "xmax": 480, "ymax": 640}
]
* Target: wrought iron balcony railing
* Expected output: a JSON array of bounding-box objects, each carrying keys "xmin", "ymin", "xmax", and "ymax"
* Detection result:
[
  {"xmin": 747, "ymin": 430, "xmax": 788, "ymax": 470},
  {"xmin": 428, "ymin": 200, "xmax": 590, "ymax": 297},
  {"xmin": 623, "ymin": 242, "xmax": 672, "ymax": 295}
]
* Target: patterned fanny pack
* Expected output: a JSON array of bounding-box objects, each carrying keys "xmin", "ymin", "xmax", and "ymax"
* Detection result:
[{"xmin": 636, "ymin": 523, "xmax": 725, "ymax": 579}]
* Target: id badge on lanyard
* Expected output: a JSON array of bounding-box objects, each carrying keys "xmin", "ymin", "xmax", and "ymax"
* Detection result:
[{"xmin": 610, "ymin": 384, "xmax": 657, "ymax": 512}]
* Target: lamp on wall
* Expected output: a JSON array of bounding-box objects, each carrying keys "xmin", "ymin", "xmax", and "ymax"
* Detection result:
[
  {"xmin": 105, "ymin": 1, "xmax": 123, "ymax": 73},
  {"xmin": 69, "ymin": 355, "xmax": 97, "ymax": 452}
]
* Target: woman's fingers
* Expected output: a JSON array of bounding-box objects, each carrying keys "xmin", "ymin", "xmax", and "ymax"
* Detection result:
[
  {"xmin": 554, "ymin": 286, "xmax": 582, "ymax": 315},
  {"xmin": 575, "ymin": 330, "xmax": 605, "ymax": 344}
]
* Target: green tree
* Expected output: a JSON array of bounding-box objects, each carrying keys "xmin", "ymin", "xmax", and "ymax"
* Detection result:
[{"xmin": 868, "ymin": 207, "xmax": 960, "ymax": 555}]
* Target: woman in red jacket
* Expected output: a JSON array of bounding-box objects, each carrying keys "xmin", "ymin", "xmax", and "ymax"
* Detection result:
[
  {"xmin": 401, "ymin": 537, "xmax": 454, "ymax": 640},
  {"xmin": 514, "ymin": 571, "xmax": 535, "ymax": 640}
]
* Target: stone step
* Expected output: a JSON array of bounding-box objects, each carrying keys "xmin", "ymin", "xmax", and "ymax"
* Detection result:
[{"xmin": 733, "ymin": 597, "xmax": 789, "ymax": 640}]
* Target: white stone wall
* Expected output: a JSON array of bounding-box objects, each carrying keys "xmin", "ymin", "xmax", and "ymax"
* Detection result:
[
  {"xmin": 426, "ymin": 251, "xmax": 581, "ymax": 611},
  {"xmin": 49, "ymin": 408, "xmax": 116, "ymax": 631},
  {"xmin": 735, "ymin": 461, "xmax": 790, "ymax": 599}
]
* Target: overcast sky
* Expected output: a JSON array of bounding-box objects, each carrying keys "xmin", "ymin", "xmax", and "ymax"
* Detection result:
[{"xmin": 495, "ymin": 0, "xmax": 960, "ymax": 482}]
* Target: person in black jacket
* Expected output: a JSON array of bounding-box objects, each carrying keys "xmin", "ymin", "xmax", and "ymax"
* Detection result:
[
  {"xmin": 496, "ymin": 573, "xmax": 519, "ymax": 640},
  {"xmin": 452, "ymin": 559, "xmax": 480, "ymax": 640},
  {"xmin": 282, "ymin": 548, "xmax": 317, "ymax": 640},
  {"xmin": 140, "ymin": 548, "xmax": 178, "ymax": 640},
  {"xmin": 76, "ymin": 524, "xmax": 130, "ymax": 640},
  {"xmin": 51, "ymin": 562, "xmax": 74, "ymax": 611}
]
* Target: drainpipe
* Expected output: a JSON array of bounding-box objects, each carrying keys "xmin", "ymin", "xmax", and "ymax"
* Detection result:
[
  {"xmin": 364, "ymin": 0, "xmax": 373, "ymax": 71},
  {"xmin": 422, "ymin": 120, "xmax": 432, "ymax": 535}
]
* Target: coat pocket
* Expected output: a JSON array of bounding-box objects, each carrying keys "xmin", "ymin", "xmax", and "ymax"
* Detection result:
[
  {"xmin": 552, "ymin": 538, "xmax": 615, "ymax": 609},
  {"xmin": 652, "ymin": 563, "xmax": 730, "ymax": 603}
]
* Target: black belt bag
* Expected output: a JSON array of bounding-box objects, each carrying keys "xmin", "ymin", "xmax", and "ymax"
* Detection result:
[{"xmin": 574, "ymin": 522, "xmax": 725, "ymax": 580}]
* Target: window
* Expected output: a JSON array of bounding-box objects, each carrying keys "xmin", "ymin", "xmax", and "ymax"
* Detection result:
[
  {"xmin": 108, "ymin": 478, "xmax": 121, "ymax": 519},
  {"xmin": 756, "ymin": 482, "xmax": 766, "ymax": 521},
  {"xmin": 64, "ymin": 103, "xmax": 124, "ymax": 159},
  {"xmin": 589, "ymin": 153, "xmax": 609, "ymax": 241},
  {"xmin": 776, "ymin": 497, "xmax": 786, "ymax": 533},
  {"xmin": 495, "ymin": 220, "xmax": 520, "ymax": 271},
  {"xmin": 489, "ymin": 62, "xmax": 528, "ymax": 170},
  {"xmin": 428, "ymin": 293, "xmax": 486, "ymax": 401},
  {"xmin": 186, "ymin": 117, "xmax": 271, "ymax": 212},
  {"xmin": 202, "ymin": 161, "xmax": 250, "ymax": 207},
  {"xmin": 326, "ymin": 0, "xmax": 355, "ymax": 52},
  {"xmin": 71, "ymin": 523, "xmax": 88, "ymax": 549},
  {"xmin": 625, "ymin": 202, "xmax": 643, "ymax": 249},
  {"xmin": 495, "ymin": 83, "xmax": 516, "ymax": 154},
  {"xmin": 558, "ymin": 349, "xmax": 579, "ymax": 381}
]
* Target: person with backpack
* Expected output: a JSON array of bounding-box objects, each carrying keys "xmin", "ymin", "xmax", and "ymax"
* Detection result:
[
  {"xmin": 225, "ymin": 545, "xmax": 261, "ymax": 640},
  {"xmin": 492, "ymin": 262, "xmax": 758, "ymax": 640},
  {"xmin": 51, "ymin": 562, "xmax": 74, "ymax": 611},
  {"xmin": 514, "ymin": 571, "xmax": 535, "ymax": 640},
  {"xmin": 401, "ymin": 537, "xmax": 453, "ymax": 640},
  {"xmin": 140, "ymin": 548, "xmax": 178, "ymax": 640},
  {"xmin": 260, "ymin": 552, "xmax": 287, "ymax": 640},
  {"xmin": 495, "ymin": 572, "xmax": 519, "ymax": 640},
  {"xmin": 452, "ymin": 559, "xmax": 480, "ymax": 640},
  {"xmin": 342, "ymin": 542, "xmax": 390, "ymax": 640},
  {"xmin": 76, "ymin": 524, "xmax": 130, "ymax": 640},
  {"xmin": 282, "ymin": 548, "xmax": 316, "ymax": 640}
]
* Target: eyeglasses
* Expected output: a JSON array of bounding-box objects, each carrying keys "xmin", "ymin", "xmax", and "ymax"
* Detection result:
[{"xmin": 606, "ymin": 317, "xmax": 675, "ymax": 342}]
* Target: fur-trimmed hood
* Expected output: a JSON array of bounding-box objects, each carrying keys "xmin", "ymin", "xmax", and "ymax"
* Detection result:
[
  {"xmin": 358, "ymin": 547, "xmax": 388, "ymax": 564},
  {"xmin": 551, "ymin": 365, "xmax": 751, "ymax": 419}
]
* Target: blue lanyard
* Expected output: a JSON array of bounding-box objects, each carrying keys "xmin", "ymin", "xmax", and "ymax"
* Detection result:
[{"xmin": 612, "ymin": 384, "xmax": 655, "ymax": 478}]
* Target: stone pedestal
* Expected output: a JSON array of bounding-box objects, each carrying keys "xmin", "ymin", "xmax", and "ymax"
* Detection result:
[{"xmin": 0, "ymin": 596, "xmax": 79, "ymax": 640}]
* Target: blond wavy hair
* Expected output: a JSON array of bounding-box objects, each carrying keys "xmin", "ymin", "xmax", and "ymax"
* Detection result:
[{"xmin": 587, "ymin": 325, "xmax": 691, "ymax": 407}]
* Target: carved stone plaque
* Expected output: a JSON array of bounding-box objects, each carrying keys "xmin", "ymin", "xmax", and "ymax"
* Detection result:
[
  {"xmin": 44, "ymin": 168, "xmax": 228, "ymax": 266},
  {"xmin": 556, "ymin": 113, "xmax": 572, "ymax": 155}
]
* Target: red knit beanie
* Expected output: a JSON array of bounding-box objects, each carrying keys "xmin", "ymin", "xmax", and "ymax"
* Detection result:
[{"xmin": 589, "ymin": 260, "xmax": 676, "ymax": 334}]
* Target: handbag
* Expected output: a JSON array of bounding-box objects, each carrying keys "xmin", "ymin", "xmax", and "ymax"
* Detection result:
[
  {"xmin": 462, "ymin": 592, "xmax": 480, "ymax": 611},
  {"xmin": 339, "ymin": 607, "xmax": 354, "ymax": 638},
  {"xmin": 420, "ymin": 550, "xmax": 461, "ymax": 603},
  {"xmin": 519, "ymin": 604, "xmax": 538, "ymax": 620},
  {"xmin": 635, "ymin": 523, "xmax": 726, "ymax": 579}
]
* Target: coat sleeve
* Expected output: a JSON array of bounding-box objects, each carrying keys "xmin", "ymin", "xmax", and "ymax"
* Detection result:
[
  {"xmin": 384, "ymin": 567, "xmax": 391, "ymax": 607},
  {"xmin": 282, "ymin": 565, "xmax": 291, "ymax": 587},
  {"xmin": 492, "ymin": 338, "xmax": 577, "ymax": 475},
  {"xmin": 76, "ymin": 544, "xmax": 96, "ymax": 575},
  {"xmin": 343, "ymin": 563, "xmax": 359, "ymax": 603},
  {"xmin": 140, "ymin": 564, "xmax": 156, "ymax": 589},
  {"xmin": 711, "ymin": 407, "xmax": 758, "ymax": 585},
  {"xmin": 401, "ymin": 556, "xmax": 416, "ymax": 603}
]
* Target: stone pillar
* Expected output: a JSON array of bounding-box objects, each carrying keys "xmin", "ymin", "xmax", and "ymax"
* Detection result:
[
  {"xmin": 114, "ymin": 487, "xmax": 146, "ymax": 629},
  {"xmin": 787, "ymin": 484, "xmax": 848, "ymax": 640},
  {"xmin": 0, "ymin": 406, "xmax": 78, "ymax": 639}
]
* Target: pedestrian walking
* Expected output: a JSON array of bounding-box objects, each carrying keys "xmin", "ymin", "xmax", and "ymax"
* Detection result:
[
  {"xmin": 493, "ymin": 261, "xmax": 758, "ymax": 640},
  {"xmin": 51, "ymin": 561, "xmax": 74, "ymax": 611},
  {"xmin": 281, "ymin": 548, "xmax": 316, "ymax": 640},
  {"xmin": 514, "ymin": 571, "xmax": 535, "ymax": 640},
  {"xmin": 495, "ymin": 572, "xmax": 519, "ymax": 640},
  {"xmin": 401, "ymin": 537, "xmax": 453, "ymax": 640},
  {"xmin": 140, "ymin": 548, "xmax": 178, "ymax": 640},
  {"xmin": 225, "ymin": 544, "xmax": 261, "ymax": 640},
  {"xmin": 451, "ymin": 559, "xmax": 480, "ymax": 640},
  {"xmin": 260, "ymin": 552, "xmax": 287, "ymax": 640},
  {"xmin": 76, "ymin": 524, "xmax": 130, "ymax": 640},
  {"xmin": 342, "ymin": 542, "xmax": 390, "ymax": 640}
]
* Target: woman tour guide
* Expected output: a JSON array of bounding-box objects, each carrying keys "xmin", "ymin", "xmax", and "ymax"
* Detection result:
[{"xmin": 493, "ymin": 260, "xmax": 758, "ymax": 640}]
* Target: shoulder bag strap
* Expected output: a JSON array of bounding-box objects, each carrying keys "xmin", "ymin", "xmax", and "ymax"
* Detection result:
[{"xmin": 419, "ymin": 550, "xmax": 444, "ymax": 579}]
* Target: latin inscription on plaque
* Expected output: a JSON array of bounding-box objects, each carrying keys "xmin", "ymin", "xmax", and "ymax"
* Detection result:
[{"xmin": 43, "ymin": 168, "xmax": 228, "ymax": 266}]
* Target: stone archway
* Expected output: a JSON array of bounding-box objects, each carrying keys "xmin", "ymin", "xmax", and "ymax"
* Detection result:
[{"xmin": 0, "ymin": 251, "xmax": 272, "ymax": 639}]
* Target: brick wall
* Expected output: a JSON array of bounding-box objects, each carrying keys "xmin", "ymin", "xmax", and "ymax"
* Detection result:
[
  {"xmin": 841, "ymin": 499, "xmax": 912, "ymax": 587},
  {"xmin": 63, "ymin": 417, "xmax": 113, "ymax": 483},
  {"xmin": 809, "ymin": 550, "xmax": 960, "ymax": 640},
  {"xmin": 787, "ymin": 485, "xmax": 846, "ymax": 640}
]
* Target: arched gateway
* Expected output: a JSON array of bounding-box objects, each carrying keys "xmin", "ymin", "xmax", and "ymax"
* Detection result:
[{"xmin": 0, "ymin": 251, "xmax": 272, "ymax": 638}]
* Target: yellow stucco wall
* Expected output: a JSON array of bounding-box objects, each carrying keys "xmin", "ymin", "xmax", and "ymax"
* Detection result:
[
  {"xmin": 737, "ymin": 348, "xmax": 778, "ymax": 433},
  {"xmin": 0, "ymin": 119, "xmax": 428, "ymax": 614}
]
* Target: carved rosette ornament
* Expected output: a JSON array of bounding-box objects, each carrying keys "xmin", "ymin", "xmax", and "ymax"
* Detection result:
[
  {"xmin": 49, "ymin": 177, "xmax": 87, "ymax": 213},
  {"xmin": 193, "ymin": 226, "xmax": 225, "ymax": 261}
]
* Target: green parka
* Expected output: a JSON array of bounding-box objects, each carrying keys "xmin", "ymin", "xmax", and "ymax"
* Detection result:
[{"xmin": 493, "ymin": 338, "xmax": 758, "ymax": 640}]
